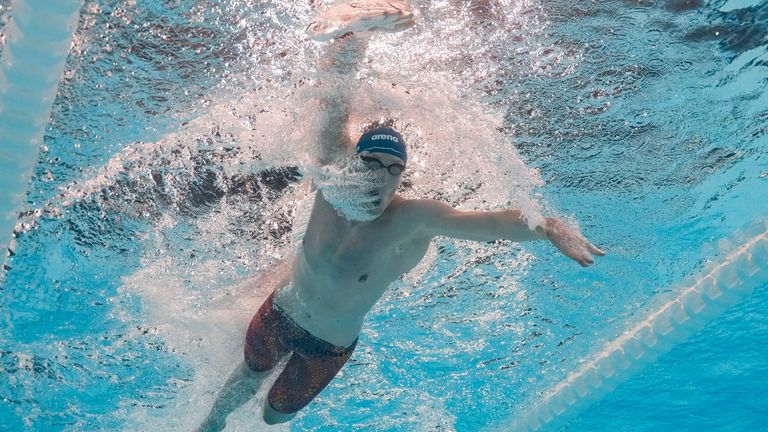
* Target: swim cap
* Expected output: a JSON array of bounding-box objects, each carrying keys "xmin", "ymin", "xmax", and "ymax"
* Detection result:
[{"xmin": 354, "ymin": 127, "xmax": 407, "ymax": 162}]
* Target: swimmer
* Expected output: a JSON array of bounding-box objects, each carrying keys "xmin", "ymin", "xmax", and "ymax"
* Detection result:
[{"xmin": 198, "ymin": 1, "xmax": 604, "ymax": 430}]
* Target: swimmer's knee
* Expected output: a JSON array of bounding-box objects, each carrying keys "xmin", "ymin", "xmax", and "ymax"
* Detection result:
[
  {"xmin": 244, "ymin": 342, "xmax": 279, "ymax": 372},
  {"xmin": 244, "ymin": 354, "xmax": 273, "ymax": 373},
  {"xmin": 263, "ymin": 411, "xmax": 295, "ymax": 426},
  {"xmin": 262, "ymin": 397, "xmax": 297, "ymax": 425}
]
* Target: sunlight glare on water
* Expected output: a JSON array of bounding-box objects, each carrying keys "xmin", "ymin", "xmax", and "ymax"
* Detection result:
[
  {"xmin": 42, "ymin": 0, "xmax": 549, "ymax": 430},
  {"xmin": 1, "ymin": 0, "xmax": 767, "ymax": 431}
]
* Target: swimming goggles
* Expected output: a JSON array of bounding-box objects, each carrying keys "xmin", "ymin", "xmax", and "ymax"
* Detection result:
[{"xmin": 360, "ymin": 155, "xmax": 406, "ymax": 175}]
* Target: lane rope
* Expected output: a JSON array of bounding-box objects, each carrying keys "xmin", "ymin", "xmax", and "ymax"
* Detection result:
[
  {"xmin": 503, "ymin": 220, "xmax": 768, "ymax": 432},
  {"xmin": 0, "ymin": 0, "xmax": 83, "ymax": 281}
]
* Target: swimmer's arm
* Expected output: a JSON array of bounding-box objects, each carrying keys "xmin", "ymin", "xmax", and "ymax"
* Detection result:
[
  {"xmin": 409, "ymin": 199, "xmax": 544, "ymax": 242},
  {"xmin": 316, "ymin": 34, "xmax": 369, "ymax": 165},
  {"xmin": 273, "ymin": 257, "xmax": 293, "ymax": 290},
  {"xmin": 408, "ymin": 199, "xmax": 605, "ymax": 267},
  {"xmin": 247, "ymin": 255, "xmax": 294, "ymax": 297}
]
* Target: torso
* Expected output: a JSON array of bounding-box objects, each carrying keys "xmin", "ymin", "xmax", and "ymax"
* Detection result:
[{"xmin": 273, "ymin": 192, "xmax": 431, "ymax": 346}]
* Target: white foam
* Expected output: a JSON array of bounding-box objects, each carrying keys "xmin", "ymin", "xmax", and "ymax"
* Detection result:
[
  {"xmin": 118, "ymin": 254, "xmax": 290, "ymax": 431},
  {"xmin": 93, "ymin": 8, "xmax": 548, "ymax": 427}
]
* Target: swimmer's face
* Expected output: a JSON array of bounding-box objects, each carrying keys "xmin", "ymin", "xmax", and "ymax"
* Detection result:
[{"xmin": 358, "ymin": 151, "xmax": 405, "ymax": 218}]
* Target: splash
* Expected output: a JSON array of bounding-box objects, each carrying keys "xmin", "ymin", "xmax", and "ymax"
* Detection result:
[
  {"xmin": 14, "ymin": 2, "xmax": 554, "ymax": 429},
  {"xmin": 306, "ymin": 154, "xmax": 387, "ymax": 222},
  {"xmin": 107, "ymin": 74, "xmax": 546, "ymax": 430}
]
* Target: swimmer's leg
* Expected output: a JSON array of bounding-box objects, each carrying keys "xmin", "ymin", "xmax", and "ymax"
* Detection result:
[
  {"xmin": 197, "ymin": 362, "xmax": 274, "ymax": 432},
  {"xmin": 197, "ymin": 294, "xmax": 289, "ymax": 432},
  {"xmin": 262, "ymin": 342, "xmax": 357, "ymax": 425},
  {"xmin": 262, "ymin": 396, "xmax": 298, "ymax": 425}
]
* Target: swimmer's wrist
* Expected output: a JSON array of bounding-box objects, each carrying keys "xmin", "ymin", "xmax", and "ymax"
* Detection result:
[{"xmin": 534, "ymin": 219, "xmax": 551, "ymax": 241}]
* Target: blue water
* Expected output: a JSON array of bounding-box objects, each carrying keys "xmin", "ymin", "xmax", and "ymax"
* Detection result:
[{"xmin": 1, "ymin": 0, "xmax": 767, "ymax": 431}]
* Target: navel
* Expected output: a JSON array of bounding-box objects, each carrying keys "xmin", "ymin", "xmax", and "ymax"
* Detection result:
[{"xmin": 358, "ymin": 274, "xmax": 368, "ymax": 283}]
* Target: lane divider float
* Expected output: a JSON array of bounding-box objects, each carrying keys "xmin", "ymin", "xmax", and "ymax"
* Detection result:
[
  {"xmin": 0, "ymin": 0, "xmax": 83, "ymax": 279},
  {"xmin": 507, "ymin": 220, "xmax": 768, "ymax": 432}
]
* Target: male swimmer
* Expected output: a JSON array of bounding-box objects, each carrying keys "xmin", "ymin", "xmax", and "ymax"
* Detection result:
[{"xmin": 198, "ymin": 1, "xmax": 604, "ymax": 430}]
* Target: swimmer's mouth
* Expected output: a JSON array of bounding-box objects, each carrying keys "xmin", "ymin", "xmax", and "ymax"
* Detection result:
[{"xmin": 368, "ymin": 191, "xmax": 381, "ymax": 207}]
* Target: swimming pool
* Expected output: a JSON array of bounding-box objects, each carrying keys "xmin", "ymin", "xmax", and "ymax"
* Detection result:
[{"xmin": 1, "ymin": 0, "xmax": 766, "ymax": 431}]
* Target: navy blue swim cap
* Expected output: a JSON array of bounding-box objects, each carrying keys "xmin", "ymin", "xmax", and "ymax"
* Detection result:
[{"xmin": 354, "ymin": 127, "xmax": 407, "ymax": 162}]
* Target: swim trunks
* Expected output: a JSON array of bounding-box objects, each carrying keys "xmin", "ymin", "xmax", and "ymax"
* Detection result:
[{"xmin": 244, "ymin": 292, "xmax": 358, "ymax": 414}]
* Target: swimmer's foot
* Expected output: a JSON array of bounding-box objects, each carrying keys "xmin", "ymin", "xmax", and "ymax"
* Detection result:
[
  {"xmin": 196, "ymin": 416, "xmax": 226, "ymax": 432},
  {"xmin": 307, "ymin": 0, "xmax": 416, "ymax": 41}
]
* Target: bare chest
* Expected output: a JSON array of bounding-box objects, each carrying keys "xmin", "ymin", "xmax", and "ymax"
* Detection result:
[{"xmin": 304, "ymin": 223, "xmax": 428, "ymax": 286}]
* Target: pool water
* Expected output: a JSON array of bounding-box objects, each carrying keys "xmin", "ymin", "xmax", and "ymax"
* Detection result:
[{"xmin": 1, "ymin": 0, "xmax": 767, "ymax": 431}]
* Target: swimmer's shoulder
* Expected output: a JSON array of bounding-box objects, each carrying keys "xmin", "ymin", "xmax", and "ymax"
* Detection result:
[
  {"xmin": 392, "ymin": 196, "xmax": 448, "ymax": 211},
  {"xmin": 388, "ymin": 196, "xmax": 451, "ymax": 227}
]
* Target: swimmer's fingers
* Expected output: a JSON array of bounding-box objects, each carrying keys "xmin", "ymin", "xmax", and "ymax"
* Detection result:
[
  {"xmin": 578, "ymin": 240, "xmax": 604, "ymax": 266},
  {"xmin": 570, "ymin": 239, "xmax": 601, "ymax": 266},
  {"xmin": 545, "ymin": 218, "xmax": 602, "ymax": 266},
  {"xmin": 560, "ymin": 242, "xmax": 592, "ymax": 267},
  {"xmin": 587, "ymin": 241, "xmax": 605, "ymax": 256},
  {"xmin": 573, "ymin": 229, "xmax": 604, "ymax": 260},
  {"xmin": 575, "ymin": 249, "xmax": 594, "ymax": 267}
]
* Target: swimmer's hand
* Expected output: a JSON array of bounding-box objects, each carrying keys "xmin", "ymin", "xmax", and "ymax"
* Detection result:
[
  {"xmin": 307, "ymin": 0, "xmax": 416, "ymax": 42},
  {"xmin": 539, "ymin": 217, "xmax": 605, "ymax": 267}
]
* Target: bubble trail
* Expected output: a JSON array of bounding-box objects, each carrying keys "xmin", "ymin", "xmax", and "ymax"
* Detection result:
[{"xmin": 504, "ymin": 220, "xmax": 768, "ymax": 432}]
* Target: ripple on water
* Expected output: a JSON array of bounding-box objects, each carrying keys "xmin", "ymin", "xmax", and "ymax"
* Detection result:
[
  {"xmin": 676, "ymin": 59, "xmax": 695, "ymax": 71},
  {"xmin": 3, "ymin": 0, "xmax": 768, "ymax": 430},
  {"xmin": 646, "ymin": 53, "xmax": 669, "ymax": 73}
]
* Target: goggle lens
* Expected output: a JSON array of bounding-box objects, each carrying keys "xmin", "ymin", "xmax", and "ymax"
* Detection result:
[{"xmin": 360, "ymin": 156, "xmax": 405, "ymax": 176}]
